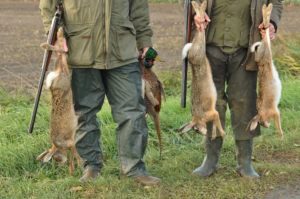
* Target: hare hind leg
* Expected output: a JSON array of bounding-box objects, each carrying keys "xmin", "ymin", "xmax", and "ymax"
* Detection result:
[
  {"xmin": 273, "ymin": 111, "xmax": 284, "ymax": 140},
  {"xmin": 36, "ymin": 144, "xmax": 57, "ymax": 163},
  {"xmin": 204, "ymin": 110, "xmax": 225, "ymax": 140},
  {"xmin": 68, "ymin": 147, "xmax": 76, "ymax": 175}
]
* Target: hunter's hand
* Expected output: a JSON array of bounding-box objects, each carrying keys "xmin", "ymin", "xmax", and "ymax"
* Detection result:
[
  {"xmin": 258, "ymin": 23, "xmax": 276, "ymax": 40},
  {"xmin": 194, "ymin": 13, "xmax": 211, "ymax": 32},
  {"xmin": 139, "ymin": 47, "xmax": 149, "ymax": 59}
]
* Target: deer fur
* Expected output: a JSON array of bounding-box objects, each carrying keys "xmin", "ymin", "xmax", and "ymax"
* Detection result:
[
  {"xmin": 36, "ymin": 27, "xmax": 81, "ymax": 174},
  {"xmin": 248, "ymin": 4, "xmax": 283, "ymax": 139},
  {"xmin": 141, "ymin": 61, "xmax": 165, "ymax": 158},
  {"xmin": 179, "ymin": 0, "xmax": 225, "ymax": 140}
]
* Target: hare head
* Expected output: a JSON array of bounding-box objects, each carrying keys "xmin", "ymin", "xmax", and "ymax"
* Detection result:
[
  {"xmin": 191, "ymin": 0, "xmax": 207, "ymax": 19},
  {"xmin": 262, "ymin": 3, "xmax": 273, "ymax": 28}
]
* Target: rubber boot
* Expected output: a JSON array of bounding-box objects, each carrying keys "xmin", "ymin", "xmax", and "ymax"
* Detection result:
[
  {"xmin": 235, "ymin": 139, "xmax": 260, "ymax": 178},
  {"xmin": 192, "ymin": 137, "xmax": 223, "ymax": 177}
]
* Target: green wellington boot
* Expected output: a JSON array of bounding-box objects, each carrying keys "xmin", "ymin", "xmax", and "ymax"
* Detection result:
[
  {"xmin": 235, "ymin": 139, "xmax": 260, "ymax": 178},
  {"xmin": 192, "ymin": 137, "xmax": 223, "ymax": 177}
]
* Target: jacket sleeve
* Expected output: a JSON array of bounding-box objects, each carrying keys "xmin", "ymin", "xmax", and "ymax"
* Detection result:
[
  {"xmin": 39, "ymin": 0, "xmax": 57, "ymax": 33},
  {"xmin": 269, "ymin": 0, "xmax": 283, "ymax": 31},
  {"xmin": 129, "ymin": 0, "xmax": 153, "ymax": 50}
]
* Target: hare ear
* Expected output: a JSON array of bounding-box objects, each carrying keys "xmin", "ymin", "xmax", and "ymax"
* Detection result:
[
  {"xmin": 200, "ymin": 0, "xmax": 207, "ymax": 11},
  {"xmin": 191, "ymin": 1, "xmax": 200, "ymax": 13},
  {"xmin": 267, "ymin": 3, "xmax": 273, "ymax": 14}
]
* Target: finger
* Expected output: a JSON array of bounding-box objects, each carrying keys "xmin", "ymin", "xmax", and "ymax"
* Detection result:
[
  {"xmin": 204, "ymin": 14, "xmax": 211, "ymax": 22},
  {"xmin": 270, "ymin": 34, "xmax": 275, "ymax": 40}
]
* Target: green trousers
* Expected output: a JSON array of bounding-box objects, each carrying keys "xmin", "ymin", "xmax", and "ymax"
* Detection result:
[
  {"xmin": 71, "ymin": 62, "xmax": 148, "ymax": 176},
  {"xmin": 206, "ymin": 46, "xmax": 260, "ymax": 140}
]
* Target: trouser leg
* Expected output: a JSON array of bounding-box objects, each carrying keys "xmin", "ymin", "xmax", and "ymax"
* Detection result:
[
  {"xmin": 103, "ymin": 62, "xmax": 148, "ymax": 177},
  {"xmin": 72, "ymin": 68, "xmax": 104, "ymax": 169},
  {"xmin": 226, "ymin": 49, "xmax": 260, "ymax": 177},
  {"xmin": 226, "ymin": 48, "xmax": 259, "ymax": 140}
]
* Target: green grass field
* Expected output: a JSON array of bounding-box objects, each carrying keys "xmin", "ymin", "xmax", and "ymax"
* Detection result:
[
  {"xmin": 1, "ymin": 3, "xmax": 300, "ymax": 197},
  {"xmin": 0, "ymin": 73, "xmax": 300, "ymax": 198}
]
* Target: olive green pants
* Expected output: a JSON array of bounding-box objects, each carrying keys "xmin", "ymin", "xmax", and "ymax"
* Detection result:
[
  {"xmin": 71, "ymin": 62, "xmax": 148, "ymax": 176},
  {"xmin": 206, "ymin": 46, "xmax": 260, "ymax": 140}
]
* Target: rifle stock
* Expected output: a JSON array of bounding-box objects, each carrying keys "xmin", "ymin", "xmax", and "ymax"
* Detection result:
[
  {"xmin": 181, "ymin": 0, "xmax": 192, "ymax": 108},
  {"xmin": 28, "ymin": 5, "xmax": 63, "ymax": 134}
]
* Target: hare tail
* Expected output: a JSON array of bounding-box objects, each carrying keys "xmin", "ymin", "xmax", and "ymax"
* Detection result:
[
  {"xmin": 251, "ymin": 42, "xmax": 262, "ymax": 52},
  {"xmin": 45, "ymin": 71, "xmax": 59, "ymax": 89},
  {"xmin": 182, "ymin": 43, "xmax": 193, "ymax": 59}
]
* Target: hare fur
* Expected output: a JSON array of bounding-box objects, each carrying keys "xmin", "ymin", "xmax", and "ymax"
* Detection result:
[
  {"xmin": 248, "ymin": 4, "xmax": 283, "ymax": 139},
  {"xmin": 37, "ymin": 27, "xmax": 80, "ymax": 174},
  {"xmin": 179, "ymin": 0, "xmax": 225, "ymax": 140}
]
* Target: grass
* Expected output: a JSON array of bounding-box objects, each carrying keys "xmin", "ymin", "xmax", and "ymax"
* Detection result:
[{"xmin": 1, "ymin": 73, "xmax": 300, "ymax": 198}]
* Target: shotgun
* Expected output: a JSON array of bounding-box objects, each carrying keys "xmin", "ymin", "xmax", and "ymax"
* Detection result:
[
  {"xmin": 28, "ymin": 3, "xmax": 63, "ymax": 134},
  {"xmin": 181, "ymin": 0, "xmax": 193, "ymax": 108}
]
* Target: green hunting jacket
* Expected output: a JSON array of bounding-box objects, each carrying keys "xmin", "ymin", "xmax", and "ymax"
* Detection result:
[
  {"xmin": 200, "ymin": 0, "xmax": 283, "ymax": 71},
  {"xmin": 39, "ymin": 0, "xmax": 153, "ymax": 69}
]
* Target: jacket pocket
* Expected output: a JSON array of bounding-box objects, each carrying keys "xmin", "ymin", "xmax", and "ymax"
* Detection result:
[
  {"xmin": 111, "ymin": 20, "xmax": 138, "ymax": 61},
  {"xmin": 66, "ymin": 25, "xmax": 94, "ymax": 66},
  {"xmin": 239, "ymin": 31, "xmax": 250, "ymax": 47},
  {"xmin": 63, "ymin": 0, "xmax": 94, "ymax": 24}
]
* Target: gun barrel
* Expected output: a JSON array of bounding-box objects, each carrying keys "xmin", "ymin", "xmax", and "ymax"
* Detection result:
[
  {"xmin": 28, "ymin": 8, "xmax": 62, "ymax": 134},
  {"xmin": 181, "ymin": 0, "xmax": 192, "ymax": 108}
]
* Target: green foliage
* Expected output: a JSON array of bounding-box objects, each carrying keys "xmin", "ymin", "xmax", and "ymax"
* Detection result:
[
  {"xmin": 273, "ymin": 35, "xmax": 300, "ymax": 76},
  {"xmin": 0, "ymin": 77, "xmax": 300, "ymax": 198}
]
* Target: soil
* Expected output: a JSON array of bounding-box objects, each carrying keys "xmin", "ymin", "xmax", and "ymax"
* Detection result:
[
  {"xmin": 0, "ymin": 1, "xmax": 299, "ymax": 197},
  {"xmin": 1, "ymin": 2, "xmax": 299, "ymax": 94}
]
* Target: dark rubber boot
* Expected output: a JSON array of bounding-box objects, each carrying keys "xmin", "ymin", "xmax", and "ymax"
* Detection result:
[
  {"xmin": 192, "ymin": 137, "xmax": 223, "ymax": 177},
  {"xmin": 236, "ymin": 139, "xmax": 260, "ymax": 178}
]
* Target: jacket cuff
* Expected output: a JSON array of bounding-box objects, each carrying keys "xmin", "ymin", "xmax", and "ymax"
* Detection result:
[
  {"xmin": 270, "ymin": 20, "xmax": 278, "ymax": 33},
  {"xmin": 137, "ymin": 37, "xmax": 152, "ymax": 50}
]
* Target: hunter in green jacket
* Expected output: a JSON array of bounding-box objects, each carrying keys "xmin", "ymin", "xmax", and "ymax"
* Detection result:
[
  {"xmin": 39, "ymin": 0, "xmax": 160, "ymax": 185},
  {"xmin": 191, "ymin": 0, "xmax": 283, "ymax": 178}
]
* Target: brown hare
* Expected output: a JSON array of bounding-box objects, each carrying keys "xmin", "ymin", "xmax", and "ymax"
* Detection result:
[
  {"xmin": 36, "ymin": 27, "xmax": 80, "ymax": 174},
  {"xmin": 249, "ymin": 4, "xmax": 283, "ymax": 139},
  {"xmin": 140, "ymin": 60, "xmax": 165, "ymax": 158},
  {"xmin": 179, "ymin": 0, "xmax": 225, "ymax": 140}
]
